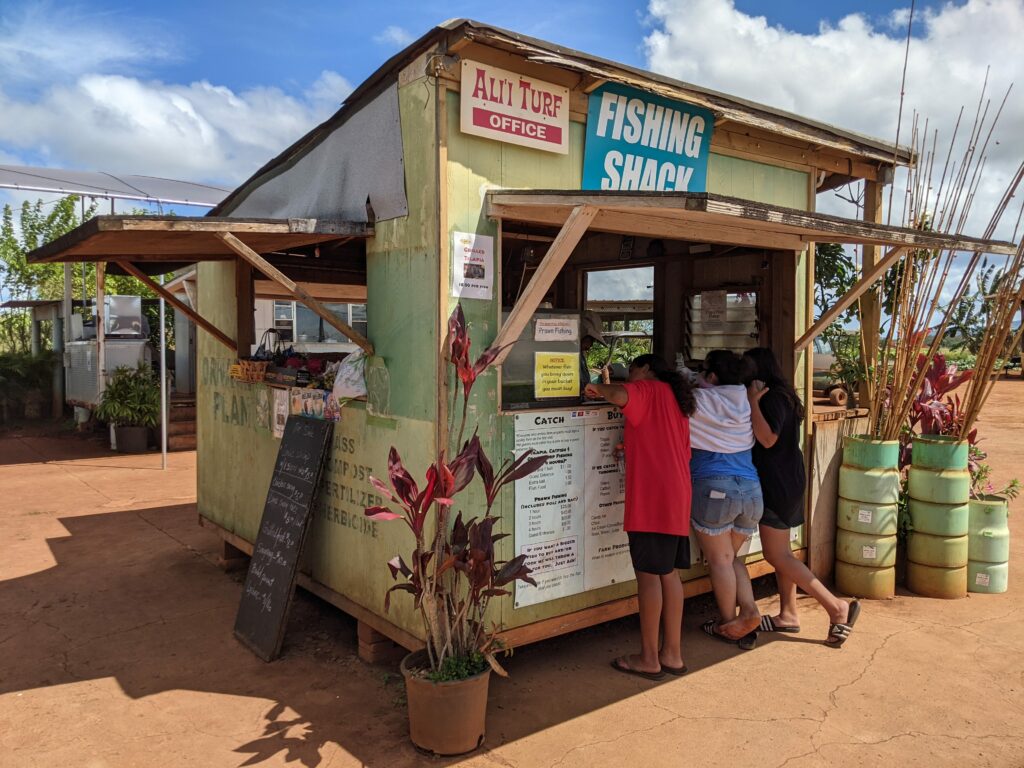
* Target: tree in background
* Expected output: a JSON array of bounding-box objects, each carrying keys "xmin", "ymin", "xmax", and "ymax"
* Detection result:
[{"xmin": 1, "ymin": 195, "xmax": 173, "ymax": 353}]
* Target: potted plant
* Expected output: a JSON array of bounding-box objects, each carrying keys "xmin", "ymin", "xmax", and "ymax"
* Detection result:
[
  {"xmin": 94, "ymin": 364, "xmax": 160, "ymax": 453},
  {"xmin": 364, "ymin": 304, "xmax": 547, "ymax": 755}
]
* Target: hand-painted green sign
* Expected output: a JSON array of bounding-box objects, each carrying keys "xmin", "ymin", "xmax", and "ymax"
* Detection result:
[{"xmin": 582, "ymin": 83, "xmax": 715, "ymax": 192}]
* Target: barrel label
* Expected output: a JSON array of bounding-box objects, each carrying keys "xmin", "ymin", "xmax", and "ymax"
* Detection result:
[
  {"xmin": 858, "ymin": 509, "xmax": 873, "ymax": 524},
  {"xmin": 862, "ymin": 545, "xmax": 877, "ymax": 559},
  {"xmin": 975, "ymin": 572, "xmax": 991, "ymax": 587}
]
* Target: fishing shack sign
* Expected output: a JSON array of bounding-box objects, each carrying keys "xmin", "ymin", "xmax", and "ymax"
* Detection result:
[
  {"xmin": 460, "ymin": 60, "xmax": 570, "ymax": 154},
  {"xmin": 583, "ymin": 83, "xmax": 715, "ymax": 192}
]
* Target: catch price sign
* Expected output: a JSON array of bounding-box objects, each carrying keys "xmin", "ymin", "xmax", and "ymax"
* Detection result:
[
  {"xmin": 583, "ymin": 83, "xmax": 715, "ymax": 191},
  {"xmin": 460, "ymin": 60, "xmax": 570, "ymax": 154}
]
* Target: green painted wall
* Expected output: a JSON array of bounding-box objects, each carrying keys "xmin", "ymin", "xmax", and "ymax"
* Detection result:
[
  {"xmin": 197, "ymin": 75, "xmax": 441, "ymax": 640},
  {"xmin": 444, "ymin": 90, "xmax": 813, "ymax": 628}
]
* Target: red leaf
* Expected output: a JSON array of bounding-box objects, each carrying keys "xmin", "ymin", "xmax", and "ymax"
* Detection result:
[
  {"xmin": 369, "ymin": 475, "xmax": 398, "ymax": 503},
  {"xmin": 387, "ymin": 447, "xmax": 419, "ymax": 508},
  {"xmin": 365, "ymin": 506, "xmax": 403, "ymax": 521}
]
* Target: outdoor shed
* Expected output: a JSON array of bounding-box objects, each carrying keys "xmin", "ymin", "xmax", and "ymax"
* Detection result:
[{"xmin": 28, "ymin": 19, "xmax": 1017, "ymax": 656}]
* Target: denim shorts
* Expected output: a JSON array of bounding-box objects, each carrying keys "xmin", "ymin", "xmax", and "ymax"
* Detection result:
[{"xmin": 691, "ymin": 476, "xmax": 764, "ymax": 537}]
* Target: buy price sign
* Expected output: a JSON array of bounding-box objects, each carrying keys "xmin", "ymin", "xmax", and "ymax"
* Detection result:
[{"xmin": 460, "ymin": 60, "xmax": 570, "ymax": 154}]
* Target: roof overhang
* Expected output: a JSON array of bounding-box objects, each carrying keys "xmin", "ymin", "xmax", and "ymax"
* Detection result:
[
  {"xmin": 27, "ymin": 215, "xmax": 373, "ymax": 265},
  {"xmin": 486, "ymin": 190, "xmax": 1018, "ymax": 255}
]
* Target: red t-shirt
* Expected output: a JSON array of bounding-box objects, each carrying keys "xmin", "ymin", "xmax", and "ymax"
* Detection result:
[{"xmin": 621, "ymin": 379, "xmax": 692, "ymax": 535}]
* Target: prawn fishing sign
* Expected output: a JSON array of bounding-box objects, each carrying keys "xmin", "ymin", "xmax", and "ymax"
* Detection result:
[{"xmin": 582, "ymin": 83, "xmax": 715, "ymax": 192}]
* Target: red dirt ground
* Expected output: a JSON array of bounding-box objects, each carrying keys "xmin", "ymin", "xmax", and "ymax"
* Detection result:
[{"xmin": 1, "ymin": 382, "xmax": 1022, "ymax": 767}]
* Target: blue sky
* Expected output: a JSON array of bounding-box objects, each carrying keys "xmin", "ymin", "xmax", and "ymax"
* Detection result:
[
  {"xmin": 6, "ymin": 0, "xmax": 947, "ymax": 106},
  {"xmin": 1, "ymin": 0, "xmax": 1019, "ymax": 243}
]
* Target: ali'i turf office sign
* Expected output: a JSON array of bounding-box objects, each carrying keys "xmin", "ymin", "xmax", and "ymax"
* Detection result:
[
  {"xmin": 583, "ymin": 83, "xmax": 715, "ymax": 191},
  {"xmin": 460, "ymin": 59, "xmax": 570, "ymax": 154}
]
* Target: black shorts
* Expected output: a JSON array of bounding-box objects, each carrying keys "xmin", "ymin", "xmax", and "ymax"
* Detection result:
[
  {"xmin": 760, "ymin": 503, "xmax": 805, "ymax": 530},
  {"xmin": 627, "ymin": 532, "xmax": 691, "ymax": 575}
]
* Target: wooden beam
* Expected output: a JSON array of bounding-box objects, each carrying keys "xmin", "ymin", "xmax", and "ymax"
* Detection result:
[
  {"xmin": 491, "ymin": 205, "xmax": 598, "ymax": 365},
  {"xmin": 215, "ymin": 231, "xmax": 374, "ymax": 356},
  {"xmin": 254, "ymin": 280, "xmax": 366, "ymax": 302},
  {"xmin": 118, "ymin": 261, "xmax": 236, "ymax": 351},
  {"xmin": 235, "ymin": 259, "xmax": 255, "ymax": 359},
  {"xmin": 859, "ymin": 181, "xmax": 884, "ymax": 407},
  {"xmin": 794, "ymin": 245, "xmax": 907, "ymax": 353}
]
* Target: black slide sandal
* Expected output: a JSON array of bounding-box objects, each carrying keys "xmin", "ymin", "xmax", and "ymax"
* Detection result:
[
  {"xmin": 826, "ymin": 600, "xmax": 862, "ymax": 648},
  {"xmin": 759, "ymin": 615, "xmax": 801, "ymax": 633}
]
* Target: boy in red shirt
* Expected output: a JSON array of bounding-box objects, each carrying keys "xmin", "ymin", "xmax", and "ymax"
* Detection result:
[{"xmin": 585, "ymin": 354, "xmax": 695, "ymax": 679}]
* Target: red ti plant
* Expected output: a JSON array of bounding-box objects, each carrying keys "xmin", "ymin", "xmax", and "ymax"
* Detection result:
[
  {"xmin": 900, "ymin": 353, "xmax": 974, "ymax": 468},
  {"xmin": 365, "ymin": 303, "xmax": 548, "ymax": 679}
]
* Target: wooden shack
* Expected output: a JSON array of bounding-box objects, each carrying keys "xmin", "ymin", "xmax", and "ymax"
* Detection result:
[{"xmin": 28, "ymin": 20, "xmax": 1016, "ymax": 658}]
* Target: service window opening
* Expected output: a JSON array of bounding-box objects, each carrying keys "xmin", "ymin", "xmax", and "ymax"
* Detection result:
[{"xmin": 584, "ymin": 266, "xmax": 654, "ymax": 381}]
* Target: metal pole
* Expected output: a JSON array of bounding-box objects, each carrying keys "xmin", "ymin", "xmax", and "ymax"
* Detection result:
[{"xmin": 160, "ymin": 274, "xmax": 168, "ymax": 470}]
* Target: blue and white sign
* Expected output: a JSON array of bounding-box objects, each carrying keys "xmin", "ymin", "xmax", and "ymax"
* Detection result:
[{"xmin": 582, "ymin": 83, "xmax": 715, "ymax": 192}]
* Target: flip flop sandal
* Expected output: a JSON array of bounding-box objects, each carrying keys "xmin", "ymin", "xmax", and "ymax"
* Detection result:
[
  {"xmin": 661, "ymin": 664, "xmax": 688, "ymax": 676},
  {"xmin": 826, "ymin": 599, "xmax": 862, "ymax": 648},
  {"xmin": 610, "ymin": 657, "xmax": 665, "ymax": 680},
  {"xmin": 759, "ymin": 615, "xmax": 801, "ymax": 633},
  {"xmin": 703, "ymin": 619, "xmax": 758, "ymax": 650}
]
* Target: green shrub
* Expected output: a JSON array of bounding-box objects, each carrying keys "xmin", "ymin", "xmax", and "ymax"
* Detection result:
[{"xmin": 94, "ymin": 364, "xmax": 160, "ymax": 428}]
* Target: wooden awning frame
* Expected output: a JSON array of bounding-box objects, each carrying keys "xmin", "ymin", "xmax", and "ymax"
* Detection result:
[
  {"xmin": 487, "ymin": 190, "xmax": 1018, "ymax": 363},
  {"xmin": 25, "ymin": 215, "xmax": 375, "ymax": 355}
]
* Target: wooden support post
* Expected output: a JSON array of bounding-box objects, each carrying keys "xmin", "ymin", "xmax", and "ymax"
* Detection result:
[
  {"xmin": 859, "ymin": 181, "xmax": 883, "ymax": 406},
  {"xmin": 218, "ymin": 540, "xmax": 249, "ymax": 572},
  {"xmin": 357, "ymin": 621, "xmax": 408, "ymax": 665},
  {"xmin": 491, "ymin": 205, "xmax": 598, "ymax": 365},
  {"xmin": 794, "ymin": 246, "xmax": 907, "ymax": 354},
  {"xmin": 235, "ymin": 259, "xmax": 255, "ymax": 359},
  {"xmin": 118, "ymin": 262, "xmax": 237, "ymax": 351},
  {"xmin": 214, "ymin": 231, "xmax": 375, "ymax": 356}
]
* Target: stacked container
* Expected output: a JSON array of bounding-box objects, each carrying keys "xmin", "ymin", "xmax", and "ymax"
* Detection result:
[
  {"xmin": 907, "ymin": 436, "xmax": 969, "ymax": 599},
  {"xmin": 968, "ymin": 496, "xmax": 1010, "ymax": 593},
  {"xmin": 836, "ymin": 436, "xmax": 900, "ymax": 599}
]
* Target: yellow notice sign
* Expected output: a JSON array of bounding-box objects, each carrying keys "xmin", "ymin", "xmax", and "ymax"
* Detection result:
[{"xmin": 534, "ymin": 352, "xmax": 580, "ymax": 399}]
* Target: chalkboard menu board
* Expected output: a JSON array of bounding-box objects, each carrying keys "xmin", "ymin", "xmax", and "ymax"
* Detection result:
[{"xmin": 234, "ymin": 416, "xmax": 333, "ymax": 661}]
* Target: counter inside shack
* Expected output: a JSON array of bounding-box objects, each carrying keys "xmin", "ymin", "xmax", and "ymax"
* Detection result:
[{"xmin": 497, "ymin": 230, "xmax": 803, "ymax": 613}]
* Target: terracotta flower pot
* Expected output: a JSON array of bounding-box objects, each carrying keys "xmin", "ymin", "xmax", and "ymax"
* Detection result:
[{"xmin": 400, "ymin": 650, "xmax": 490, "ymax": 756}]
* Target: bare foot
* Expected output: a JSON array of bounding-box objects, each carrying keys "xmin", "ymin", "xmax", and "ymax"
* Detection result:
[
  {"xmin": 828, "ymin": 600, "xmax": 851, "ymax": 626},
  {"xmin": 719, "ymin": 613, "xmax": 760, "ymax": 640},
  {"xmin": 659, "ymin": 650, "xmax": 684, "ymax": 670}
]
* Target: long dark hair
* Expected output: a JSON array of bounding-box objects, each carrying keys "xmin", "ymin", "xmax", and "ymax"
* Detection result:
[
  {"xmin": 704, "ymin": 349, "xmax": 755, "ymax": 386},
  {"xmin": 744, "ymin": 347, "xmax": 805, "ymax": 422},
  {"xmin": 631, "ymin": 353, "xmax": 696, "ymax": 416}
]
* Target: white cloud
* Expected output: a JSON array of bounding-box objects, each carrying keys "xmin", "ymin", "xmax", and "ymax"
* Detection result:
[
  {"xmin": 0, "ymin": 70, "xmax": 353, "ymax": 186},
  {"xmin": 644, "ymin": 0, "xmax": 1024, "ymax": 242},
  {"xmin": 0, "ymin": 3, "xmax": 173, "ymax": 85},
  {"xmin": 374, "ymin": 25, "xmax": 414, "ymax": 47}
]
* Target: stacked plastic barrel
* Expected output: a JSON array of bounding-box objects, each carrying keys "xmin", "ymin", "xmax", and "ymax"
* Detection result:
[
  {"xmin": 968, "ymin": 496, "xmax": 1010, "ymax": 593},
  {"xmin": 907, "ymin": 436, "xmax": 969, "ymax": 599},
  {"xmin": 836, "ymin": 436, "xmax": 900, "ymax": 599}
]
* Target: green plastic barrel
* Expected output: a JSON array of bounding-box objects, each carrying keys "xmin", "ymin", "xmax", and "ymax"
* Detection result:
[
  {"xmin": 910, "ymin": 435, "xmax": 968, "ymax": 469},
  {"xmin": 907, "ymin": 437, "xmax": 969, "ymax": 599},
  {"xmin": 835, "ymin": 560, "xmax": 896, "ymax": 600},
  {"xmin": 836, "ymin": 498, "xmax": 899, "ymax": 536},
  {"xmin": 967, "ymin": 561, "xmax": 1009, "ymax": 594},
  {"xmin": 907, "ymin": 531, "xmax": 969, "ymax": 568},
  {"xmin": 907, "ymin": 466, "xmax": 971, "ymax": 504},
  {"xmin": 836, "ymin": 530, "xmax": 898, "ymax": 567},
  {"xmin": 836, "ymin": 436, "xmax": 900, "ymax": 599},
  {"xmin": 908, "ymin": 498, "xmax": 969, "ymax": 537},
  {"xmin": 906, "ymin": 562, "xmax": 968, "ymax": 599},
  {"xmin": 968, "ymin": 497, "xmax": 1010, "ymax": 594}
]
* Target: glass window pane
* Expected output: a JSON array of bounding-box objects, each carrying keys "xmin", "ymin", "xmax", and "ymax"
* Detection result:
[
  {"xmin": 295, "ymin": 305, "xmax": 320, "ymax": 342},
  {"xmin": 273, "ymin": 301, "xmax": 293, "ymax": 321}
]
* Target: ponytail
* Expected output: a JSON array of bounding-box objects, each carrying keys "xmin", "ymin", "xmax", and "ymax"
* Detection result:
[{"xmin": 631, "ymin": 353, "xmax": 696, "ymax": 416}]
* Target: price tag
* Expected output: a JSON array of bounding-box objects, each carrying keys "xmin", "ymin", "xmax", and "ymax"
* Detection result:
[
  {"xmin": 858, "ymin": 508, "xmax": 873, "ymax": 524},
  {"xmin": 975, "ymin": 572, "xmax": 991, "ymax": 587},
  {"xmin": 861, "ymin": 545, "xmax": 877, "ymax": 560}
]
